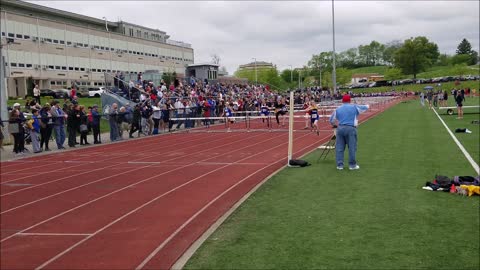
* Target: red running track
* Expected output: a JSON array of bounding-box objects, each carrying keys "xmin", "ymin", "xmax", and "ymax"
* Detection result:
[{"xmin": 0, "ymin": 98, "xmax": 401, "ymax": 269}]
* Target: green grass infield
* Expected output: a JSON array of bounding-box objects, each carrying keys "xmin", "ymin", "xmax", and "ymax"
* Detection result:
[{"xmin": 185, "ymin": 99, "xmax": 479, "ymax": 270}]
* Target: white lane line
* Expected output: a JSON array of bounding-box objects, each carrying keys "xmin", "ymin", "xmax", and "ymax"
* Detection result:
[
  {"xmin": 0, "ymin": 164, "xmax": 152, "ymax": 215},
  {"xmin": 143, "ymin": 133, "xmax": 331, "ymax": 270},
  {"xmin": 1, "ymin": 163, "xmax": 120, "ymax": 197},
  {"xmin": 1, "ymin": 132, "xmax": 284, "ymax": 243},
  {"xmin": 35, "ymin": 133, "xmax": 311, "ymax": 270},
  {"xmin": 127, "ymin": 161, "xmax": 161, "ymax": 164},
  {"xmin": 433, "ymin": 108, "xmax": 479, "ymax": 174},
  {"xmin": 17, "ymin": 233, "xmax": 92, "ymax": 236}
]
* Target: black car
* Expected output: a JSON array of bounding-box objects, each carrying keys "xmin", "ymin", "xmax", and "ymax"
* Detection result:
[
  {"xmin": 40, "ymin": 89, "xmax": 57, "ymax": 97},
  {"xmin": 53, "ymin": 89, "xmax": 71, "ymax": 98}
]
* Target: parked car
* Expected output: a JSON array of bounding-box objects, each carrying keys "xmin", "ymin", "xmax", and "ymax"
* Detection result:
[
  {"xmin": 40, "ymin": 89, "xmax": 57, "ymax": 98},
  {"xmin": 54, "ymin": 89, "xmax": 71, "ymax": 98},
  {"xmin": 76, "ymin": 87, "xmax": 89, "ymax": 97},
  {"xmin": 374, "ymin": 80, "xmax": 389, "ymax": 87},
  {"xmin": 88, "ymin": 87, "xmax": 105, "ymax": 97}
]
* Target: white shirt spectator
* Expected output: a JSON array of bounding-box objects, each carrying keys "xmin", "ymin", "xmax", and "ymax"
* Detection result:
[{"xmin": 33, "ymin": 86, "xmax": 40, "ymax": 97}]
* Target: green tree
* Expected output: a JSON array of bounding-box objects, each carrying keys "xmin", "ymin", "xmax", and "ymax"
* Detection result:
[
  {"xmin": 456, "ymin": 38, "xmax": 473, "ymax": 55},
  {"xmin": 456, "ymin": 38, "xmax": 478, "ymax": 65},
  {"xmin": 336, "ymin": 68, "xmax": 352, "ymax": 86},
  {"xmin": 394, "ymin": 36, "xmax": 440, "ymax": 78},
  {"xmin": 308, "ymin": 52, "xmax": 334, "ymax": 72},
  {"xmin": 383, "ymin": 40, "xmax": 403, "ymax": 66},
  {"xmin": 384, "ymin": 67, "xmax": 404, "ymax": 81},
  {"xmin": 369, "ymin": 40, "xmax": 385, "ymax": 66},
  {"xmin": 451, "ymin": 54, "xmax": 472, "ymax": 65},
  {"xmin": 338, "ymin": 48, "xmax": 359, "ymax": 69},
  {"xmin": 437, "ymin": 53, "xmax": 451, "ymax": 66}
]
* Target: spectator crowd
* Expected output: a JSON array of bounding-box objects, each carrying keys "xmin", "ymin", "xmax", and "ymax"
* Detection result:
[{"xmin": 2, "ymin": 72, "xmax": 471, "ymax": 156}]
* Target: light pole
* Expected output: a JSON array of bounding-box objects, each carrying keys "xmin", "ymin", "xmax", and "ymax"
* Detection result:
[
  {"xmin": 298, "ymin": 69, "xmax": 301, "ymax": 89},
  {"xmin": 331, "ymin": 0, "xmax": 337, "ymax": 93},
  {"xmin": 288, "ymin": 65, "xmax": 293, "ymax": 85},
  {"xmin": 252, "ymin": 58, "xmax": 257, "ymax": 85},
  {"xmin": 318, "ymin": 60, "xmax": 322, "ymax": 89}
]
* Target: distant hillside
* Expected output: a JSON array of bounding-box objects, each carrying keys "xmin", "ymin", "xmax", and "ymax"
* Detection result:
[
  {"xmin": 348, "ymin": 65, "xmax": 480, "ymax": 79},
  {"xmin": 349, "ymin": 66, "xmax": 390, "ymax": 75}
]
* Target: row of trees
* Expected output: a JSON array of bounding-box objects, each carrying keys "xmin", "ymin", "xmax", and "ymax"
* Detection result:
[{"xmin": 231, "ymin": 37, "xmax": 479, "ymax": 90}]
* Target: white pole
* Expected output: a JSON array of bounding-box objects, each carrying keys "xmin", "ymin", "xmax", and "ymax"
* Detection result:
[
  {"xmin": 254, "ymin": 58, "xmax": 257, "ymax": 85},
  {"xmin": 319, "ymin": 61, "xmax": 322, "ymax": 89},
  {"xmin": 331, "ymin": 0, "xmax": 337, "ymax": 93},
  {"xmin": 287, "ymin": 90, "xmax": 294, "ymax": 166},
  {"xmin": 288, "ymin": 65, "xmax": 293, "ymax": 84}
]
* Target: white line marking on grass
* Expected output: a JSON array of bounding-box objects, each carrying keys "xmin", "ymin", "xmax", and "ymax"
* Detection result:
[
  {"xmin": 17, "ymin": 233, "xmax": 92, "ymax": 236},
  {"xmin": 433, "ymin": 108, "xmax": 479, "ymax": 174}
]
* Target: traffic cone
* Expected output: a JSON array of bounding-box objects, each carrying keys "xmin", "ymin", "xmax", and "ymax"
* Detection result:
[{"xmin": 449, "ymin": 184, "xmax": 456, "ymax": 193}]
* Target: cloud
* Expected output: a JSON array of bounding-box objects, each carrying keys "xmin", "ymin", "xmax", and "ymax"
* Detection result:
[{"xmin": 29, "ymin": 1, "xmax": 480, "ymax": 73}]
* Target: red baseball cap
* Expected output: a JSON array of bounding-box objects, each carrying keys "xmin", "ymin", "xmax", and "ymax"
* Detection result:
[{"xmin": 342, "ymin": 94, "xmax": 351, "ymax": 103}]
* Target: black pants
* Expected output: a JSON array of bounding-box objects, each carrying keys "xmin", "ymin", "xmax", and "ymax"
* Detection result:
[
  {"xmin": 13, "ymin": 133, "xmax": 23, "ymax": 153},
  {"xmin": 153, "ymin": 118, "xmax": 160, "ymax": 130},
  {"xmin": 275, "ymin": 111, "xmax": 285, "ymax": 125},
  {"xmin": 40, "ymin": 126, "xmax": 53, "ymax": 150},
  {"xmin": 130, "ymin": 121, "xmax": 140, "ymax": 136},
  {"xmin": 92, "ymin": 124, "xmax": 100, "ymax": 143},
  {"xmin": 80, "ymin": 131, "xmax": 88, "ymax": 144},
  {"xmin": 67, "ymin": 125, "xmax": 77, "ymax": 146},
  {"xmin": 34, "ymin": 96, "xmax": 41, "ymax": 105}
]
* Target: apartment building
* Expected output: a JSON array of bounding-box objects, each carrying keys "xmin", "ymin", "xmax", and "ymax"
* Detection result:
[{"xmin": 0, "ymin": 0, "xmax": 194, "ymax": 97}]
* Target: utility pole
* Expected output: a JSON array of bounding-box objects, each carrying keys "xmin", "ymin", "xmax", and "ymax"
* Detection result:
[
  {"xmin": 288, "ymin": 65, "xmax": 293, "ymax": 85},
  {"xmin": 252, "ymin": 58, "xmax": 257, "ymax": 85},
  {"xmin": 319, "ymin": 60, "xmax": 322, "ymax": 89},
  {"xmin": 331, "ymin": 0, "xmax": 337, "ymax": 93}
]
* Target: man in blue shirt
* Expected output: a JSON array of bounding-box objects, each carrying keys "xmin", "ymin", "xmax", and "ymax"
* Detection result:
[{"xmin": 329, "ymin": 94, "xmax": 369, "ymax": 170}]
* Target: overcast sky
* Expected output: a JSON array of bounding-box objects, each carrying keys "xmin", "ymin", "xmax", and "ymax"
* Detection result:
[{"xmin": 31, "ymin": 1, "xmax": 479, "ymax": 74}]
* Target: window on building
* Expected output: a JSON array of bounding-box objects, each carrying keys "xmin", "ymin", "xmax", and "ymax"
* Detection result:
[
  {"xmin": 67, "ymin": 41, "xmax": 72, "ymax": 46},
  {"xmin": 80, "ymin": 68, "xmax": 85, "ymax": 71},
  {"xmin": 50, "ymin": 81, "xmax": 56, "ymax": 85},
  {"xmin": 24, "ymin": 35, "xmax": 30, "ymax": 39},
  {"xmin": 144, "ymin": 32, "xmax": 148, "ymax": 39},
  {"xmin": 74, "ymin": 67, "xmax": 79, "ymax": 71},
  {"xmin": 129, "ymin": 28, "xmax": 134, "ymax": 36},
  {"xmin": 62, "ymin": 66, "xmax": 67, "ymax": 70},
  {"xmin": 26, "ymin": 64, "xmax": 32, "ymax": 68},
  {"xmin": 55, "ymin": 66, "xmax": 60, "ymax": 70},
  {"xmin": 83, "ymin": 43, "xmax": 89, "ymax": 47},
  {"xmin": 100, "ymin": 46, "xmax": 104, "ymax": 50},
  {"xmin": 10, "ymin": 63, "xmax": 17, "ymax": 67},
  {"xmin": 48, "ymin": 65, "xmax": 54, "ymax": 70},
  {"xmin": 18, "ymin": 63, "xmax": 25, "ymax": 67},
  {"xmin": 60, "ymin": 40, "xmax": 65, "ymax": 44},
  {"xmin": 136, "ymin": 30, "xmax": 141, "ymax": 37},
  {"xmin": 46, "ymin": 38, "xmax": 52, "ymax": 43},
  {"xmin": 53, "ymin": 39, "xmax": 59, "ymax": 44},
  {"xmin": 1, "ymin": 32, "xmax": 5, "ymax": 36},
  {"xmin": 68, "ymin": 67, "xmax": 74, "ymax": 71},
  {"xmin": 8, "ymin": 33, "xmax": 14, "ymax": 38}
]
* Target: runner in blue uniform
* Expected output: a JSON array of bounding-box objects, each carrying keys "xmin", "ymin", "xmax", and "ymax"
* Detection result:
[
  {"xmin": 260, "ymin": 100, "xmax": 271, "ymax": 127},
  {"xmin": 224, "ymin": 104, "xmax": 235, "ymax": 131}
]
